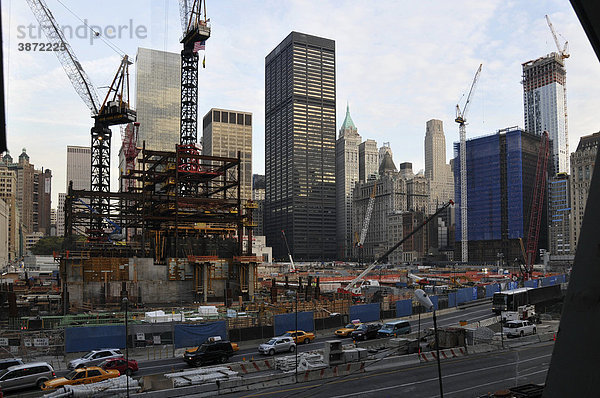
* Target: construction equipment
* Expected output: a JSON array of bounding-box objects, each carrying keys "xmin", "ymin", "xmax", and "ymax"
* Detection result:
[
  {"xmin": 524, "ymin": 131, "xmax": 550, "ymax": 280},
  {"xmin": 26, "ymin": 0, "xmax": 135, "ymax": 234},
  {"xmin": 281, "ymin": 230, "xmax": 297, "ymax": 273},
  {"xmin": 120, "ymin": 122, "xmax": 141, "ymax": 192},
  {"xmin": 546, "ymin": 15, "xmax": 570, "ymax": 59},
  {"xmin": 178, "ymin": 0, "xmax": 210, "ymax": 195},
  {"xmin": 455, "ymin": 64, "xmax": 483, "ymax": 264},
  {"xmin": 355, "ymin": 181, "xmax": 377, "ymax": 265},
  {"xmin": 341, "ymin": 200, "xmax": 454, "ymax": 295}
]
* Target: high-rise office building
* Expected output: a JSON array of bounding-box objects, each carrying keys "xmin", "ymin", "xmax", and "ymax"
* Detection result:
[
  {"xmin": 548, "ymin": 173, "xmax": 571, "ymax": 255},
  {"xmin": 33, "ymin": 168, "xmax": 52, "ymax": 235},
  {"xmin": 454, "ymin": 127, "xmax": 548, "ymax": 263},
  {"xmin": 265, "ymin": 32, "xmax": 336, "ymax": 260},
  {"xmin": 522, "ymin": 53, "xmax": 569, "ymax": 174},
  {"xmin": 135, "ymin": 48, "xmax": 182, "ymax": 151},
  {"xmin": 358, "ymin": 139, "xmax": 378, "ymax": 183},
  {"xmin": 57, "ymin": 193, "xmax": 66, "ymax": 237},
  {"xmin": 3, "ymin": 149, "xmax": 35, "ymax": 235},
  {"xmin": 252, "ymin": 174, "xmax": 265, "ymax": 237},
  {"xmin": 202, "ymin": 108, "xmax": 253, "ymax": 201},
  {"xmin": 570, "ymin": 132, "xmax": 600, "ymax": 252},
  {"xmin": 425, "ymin": 119, "xmax": 454, "ymax": 213},
  {"xmin": 0, "ymin": 199, "xmax": 8, "ymax": 266},
  {"xmin": 67, "ymin": 146, "xmax": 91, "ymax": 190},
  {"xmin": 336, "ymin": 105, "xmax": 361, "ymax": 259},
  {"xmin": 0, "ymin": 166, "xmax": 19, "ymax": 260},
  {"xmin": 379, "ymin": 142, "xmax": 393, "ymax": 166}
]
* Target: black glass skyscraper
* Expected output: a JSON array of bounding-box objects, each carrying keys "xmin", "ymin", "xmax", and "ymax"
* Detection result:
[{"xmin": 265, "ymin": 32, "xmax": 336, "ymax": 261}]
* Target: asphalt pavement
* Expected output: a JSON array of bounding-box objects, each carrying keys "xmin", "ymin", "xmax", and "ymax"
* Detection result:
[{"xmin": 223, "ymin": 340, "xmax": 554, "ymax": 398}]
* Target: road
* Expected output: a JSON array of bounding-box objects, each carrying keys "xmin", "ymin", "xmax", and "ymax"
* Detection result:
[
  {"xmin": 224, "ymin": 341, "xmax": 554, "ymax": 398},
  {"xmin": 4, "ymin": 302, "xmax": 495, "ymax": 397}
]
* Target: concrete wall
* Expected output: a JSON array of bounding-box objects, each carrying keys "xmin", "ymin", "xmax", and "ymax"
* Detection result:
[{"xmin": 0, "ymin": 199, "xmax": 8, "ymax": 266}]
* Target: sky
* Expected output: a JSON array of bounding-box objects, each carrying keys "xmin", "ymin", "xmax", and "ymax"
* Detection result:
[{"xmin": 2, "ymin": 0, "xmax": 600, "ymax": 206}]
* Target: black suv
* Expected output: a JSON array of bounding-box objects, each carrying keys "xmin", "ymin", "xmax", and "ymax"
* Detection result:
[
  {"xmin": 351, "ymin": 323, "xmax": 382, "ymax": 341},
  {"xmin": 183, "ymin": 339, "xmax": 234, "ymax": 366}
]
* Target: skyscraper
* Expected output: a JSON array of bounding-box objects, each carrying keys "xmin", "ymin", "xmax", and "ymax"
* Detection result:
[
  {"xmin": 135, "ymin": 48, "xmax": 182, "ymax": 151},
  {"xmin": 570, "ymin": 132, "xmax": 600, "ymax": 252},
  {"xmin": 33, "ymin": 168, "xmax": 52, "ymax": 235},
  {"xmin": 548, "ymin": 173, "xmax": 571, "ymax": 256},
  {"xmin": 202, "ymin": 108, "xmax": 253, "ymax": 201},
  {"xmin": 425, "ymin": 119, "xmax": 454, "ymax": 213},
  {"xmin": 67, "ymin": 146, "xmax": 91, "ymax": 190},
  {"xmin": 378, "ymin": 142, "xmax": 393, "ymax": 166},
  {"xmin": 454, "ymin": 128, "xmax": 548, "ymax": 263},
  {"xmin": 336, "ymin": 105, "xmax": 361, "ymax": 259},
  {"xmin": 358, "ymin": 139, "xmax": 378, "ymax": 183},
  {"xmin": 3, "ymin": 149, "xmax": 34, "ymax": 235},
  {"xmin": 265, "ymin": 32, "xmax": 336, "ymax": 261},
  {"xmin": 0, "ymin": 166, "xmax": 19, "ymax": 260},
  {"xmin": 522, "ymin": 53, "xmax": 568, "ymax": 174}
]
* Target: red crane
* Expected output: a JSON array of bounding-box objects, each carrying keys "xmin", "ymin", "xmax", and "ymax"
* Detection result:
[
  {"xmin": 120, "ymin": 122, "xmax": 140, "ymax": 192},
  {"xmin": 524, "ymin": 131, "xmax": 550, "ymax": 280}
]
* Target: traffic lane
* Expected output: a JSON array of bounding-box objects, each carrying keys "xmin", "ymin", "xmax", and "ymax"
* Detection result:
[{"xmin": 223, "ymin": 341, "xmax": 554, "ymax": 398}]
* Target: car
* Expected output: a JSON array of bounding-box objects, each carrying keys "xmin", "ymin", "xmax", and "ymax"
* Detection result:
[
  {"xmin": 351, "ymin": 323, "xmax": 382, "ymax": 341},
  {"xmin": 282, "ymin": 330, "xmax": 315, "ymax": 344},
  {"xmin": 258, "ymin": 336, "xmax": 296, "ymax": 355},
  {"xmin": 0, "ymin": 358, "xmax": 23, "ymax": 371},
  {"xmin": 68, "ymin": 349, "xmax": 123, "ymax": 369},
  {"xmin": 99, "ymin": 358, "xmax": 138, "ymax": 376},
  {"xmin": 0, "ymin": 362, "xmax": 55, "ymax": 392},
  {"xmin": 377, "ymin": 320, "xmax": 411, "ymax": 338},
  {"xmin": 183, "ymin": 336, "xmax": 234, "ymax": 366},
  {"xmin": 335, "ymin": 321, "xmax": 362, "ymax": 337},
  {"xmin": 41, "ymin": 366, "xmax": 120, "ymax": 390},
  {"xmin": 503, "ymin": 320, "xmax": 537, "ymax": 338}
]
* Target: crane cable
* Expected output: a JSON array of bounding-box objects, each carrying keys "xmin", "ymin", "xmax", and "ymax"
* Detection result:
[{"xmin": 54, "ymin": 0, "xmax": 127, "ymax": 58}]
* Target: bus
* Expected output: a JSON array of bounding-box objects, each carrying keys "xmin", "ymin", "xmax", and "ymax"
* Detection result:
[
  {"xmin": 492, "ymin": 284, "xmax": 563, "ymax": 313},
  {"xmin": 492, "ymin": 288, "xmax": 533, "ymax": 313}
]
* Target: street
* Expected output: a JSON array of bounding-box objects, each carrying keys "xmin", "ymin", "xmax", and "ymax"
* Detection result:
[{"xmin": 224, "ymin": 341, "xmax": 553, "ymax": 398}]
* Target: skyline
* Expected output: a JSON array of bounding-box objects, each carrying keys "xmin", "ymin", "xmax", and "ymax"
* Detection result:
[{"xmin": 3, "ymin": 1, "xmax": 600, "ymax": 206}]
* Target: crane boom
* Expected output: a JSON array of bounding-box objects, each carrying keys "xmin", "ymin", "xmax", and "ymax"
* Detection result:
[
  {"xmin": 357, "ymin": 181, "xmax": 377, "ymax": 247},
  {"xmin": 25, "ymin": 0, "xmax": 101, "ymax": 115},
  {"xmin": 545, "ymin": 15, "xmax": 569, "ymax": 59},
  {"xmin": 344, "ymin": 200, "xmax": 454, "ymax": 292},
  {"xmin": 455, "ymin": 64, "xmax": 482, "ymax": 123}
]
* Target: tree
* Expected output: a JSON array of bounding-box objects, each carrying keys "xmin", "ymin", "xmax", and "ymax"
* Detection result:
[{"xmin": 30, "ymin": 237, "xmax": 64, "ymax": 255}]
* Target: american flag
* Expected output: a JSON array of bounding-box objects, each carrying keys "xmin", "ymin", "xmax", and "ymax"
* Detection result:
[{"xmin": 193, "ymin": 40, "xmax": 206, "ymax": 52}]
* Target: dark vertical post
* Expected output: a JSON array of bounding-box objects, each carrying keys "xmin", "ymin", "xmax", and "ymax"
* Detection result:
[
  {"xmin": 295, "ymin": 289, "xmax": 298, "ymax": 383},
  {"xmin": 123, "ymin": 297, "xmax": 129, "ymax": 397},
  {"xmin": 432, "ymin": 310, "xmax": 443, "ymax": 398}
]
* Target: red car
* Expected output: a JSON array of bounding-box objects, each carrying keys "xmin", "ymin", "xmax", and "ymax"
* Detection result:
[{"xmin": 99, "ymin": 358, "xmax": 138, "ymax": 376}]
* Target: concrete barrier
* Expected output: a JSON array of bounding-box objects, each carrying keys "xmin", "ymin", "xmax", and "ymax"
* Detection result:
[
  {"xmin": 299, "ymin": 362, "xmax": 365, "ymax": 382},
  {"xmin": 227, "ymin": 358, "xmax": 274, "ymax": 374},
  {"xmin": 538, "ymin": 332, "xmax": 556, "ymax": 342},
  {"xmin": 366, "ymin": 353, "xmax": 420, "ymax": 370},
  {"xmin": 419, "ymin": 347, "xmax": 466, "ymax": 362},
  {"xmin": 466, "ymin": 344, "xmax": 499, "ymax": 355}
]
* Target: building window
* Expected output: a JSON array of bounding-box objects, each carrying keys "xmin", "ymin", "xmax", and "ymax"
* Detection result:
[
  {"xmin": 213, "ymin": 110, "xmax": 220, "ymax": 122},
  {"xmin": 245, "ymin": 114, "xmax": 252, "ymax": 126}
]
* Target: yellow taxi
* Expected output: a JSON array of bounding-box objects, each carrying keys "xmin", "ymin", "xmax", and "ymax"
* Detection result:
[
  {"xmin": 283, "ymin": 330, "xmax": 315, "ymax": 344},
  {"xmin": 335, "ymin": 320, "xmax": 362, "ymax": 337},
  {"xmin": 41, "ymin": 366, "xmax": 120, "ymax": 390}
]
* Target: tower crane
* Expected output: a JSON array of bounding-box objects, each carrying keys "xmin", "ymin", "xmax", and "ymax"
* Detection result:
[
  {"xmin": 281, "ymin": 230, "xmax": 297, "ymax": 273},
  {"xmin": 178, "ymin": 0, "xmax": 211, "ymax": 195},
  {"xmin": 455, "ymin": 64, "xmax": 482, "ymax": 263},
  {"xmin": 355, "ymin": 181, "xmax": 377, "ymax": 265},
  {"xmin": 545, "ymin": 15, "xmax": 570, "ymax": 59},
  {"xmin": 25, "ymin": 0, "xmax": 135, "ymax": 234},
  {"xmin": 524, "ymin": 131, "xmax": 550, "ymax": 280}
]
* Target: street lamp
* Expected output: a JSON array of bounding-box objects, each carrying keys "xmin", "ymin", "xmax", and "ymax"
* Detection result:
[
  {"xmin": 122, "ymin": 297, "xmax": 130, "ymax": 398},
  {"xmin": 415, "ymin": 289, "xmax": 443, "ymax": 398}
]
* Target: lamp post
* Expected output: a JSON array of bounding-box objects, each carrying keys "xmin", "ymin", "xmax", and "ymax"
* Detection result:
[
  {"xmin": 295, "ymin": 288, "xmax": 298, "ymax": 383},
  {"xmin": 122, "ymin": 297, "xmax": 129, "ymax": 398},
  {"xmin": 415, "ymin": 289, "xmax": 443, "ymax": 398}
]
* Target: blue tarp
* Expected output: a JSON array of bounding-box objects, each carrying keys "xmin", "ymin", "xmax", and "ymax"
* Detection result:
[
  {"xmin": 429, "ymin": 296, "xmax": 439, "ymax": 311},
  {"xmin": 472, "ymin": 287, "xmax": 478, "ymax": 300},
  {"xmin": 349, "ymin": 303, "xmax": 380, "ymax": 323},
  {"xmin": 557, "ymin": 274, "xmax": 566, "ymax": 284},
  {"xmin": 448, "ymin": 292, "xmax": 457, "ymax": 307},
  {"xmin": 456, "ymin": 288, "xmax": 472, "ymax": 305},
  {"xmin": 174, "ymin": 321, "xmax": 227, "ymax": 349},
  {"xmin": 525, "ymin": 279, "xmax": 539, "ymax": 288},
  {"xmin": 274, "ymin": 311, "xmax": 314, "ymax": 336},
  {"xmin": 395, "ymin": 300, "xmax": 412, "ymax": 318},
  {"xmin": 487, "ymin": 284, "xmax": 500, "ymax": 297},
  {"xmin": 65, "ymin": 325, "xmax": 125, "ymax": 353}
]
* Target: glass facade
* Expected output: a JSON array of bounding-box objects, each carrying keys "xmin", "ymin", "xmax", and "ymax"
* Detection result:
[
  {"xmin": 135, "ymin": 48, "xmax": 181, "ymax": 151},
  {"xmin": 265, "ymin": 32, "xmax": 336, "ymax": 260},
  {"xmin": 454, "ymin": 128, "xmax": 548, "ymax": 262}
]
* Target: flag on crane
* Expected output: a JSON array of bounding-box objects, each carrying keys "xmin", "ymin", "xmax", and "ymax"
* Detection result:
[{"xmin": 193, "ymin": 40, "xmax": 206, "ymax": 52}]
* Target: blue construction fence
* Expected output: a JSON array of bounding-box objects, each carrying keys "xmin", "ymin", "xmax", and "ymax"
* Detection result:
[
  {"xmin": 173, "ymin": 321, "xmax": 227, "ymax": 349},
  {"xmin": 349, "ymin": 303, "xmax": 380, "ymax": 323},
  {"xmin": 65, "ymin": 325, "xmax": 125, "ymax": 353},
  {"xmin": 273, "ymin": 311, "xmax": 314, "ymax": 336}
]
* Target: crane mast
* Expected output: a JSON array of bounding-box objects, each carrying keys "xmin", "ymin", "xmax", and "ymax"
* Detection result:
[
  {"xmin": 455, "ymin": 64, "xmax": 482, "ymax": 263},
  {"xmin": 545, "ymin": 15, "xmax": 570, "ymax": 59}
]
